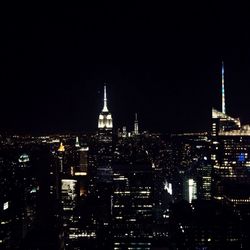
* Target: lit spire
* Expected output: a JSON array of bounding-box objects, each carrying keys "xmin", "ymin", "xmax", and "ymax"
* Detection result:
[
  {"xmin": 98, "ymin": 83, "xmax": 113, "ymax": 130},
  {"xmin": 222, "ymin": 61, "xmax": 226, "ymax": 114},
  {"xmin": 58, "ymin": 142, "xmax": 65, "ymax": 152},
  {"xmin": 134, "ymin": 113, "xmax": 139, "ymax": 135},
  {"xmin": 102, "ymin": 83, "xmax": 109, "ymax": 112},
  {"xmin": 75, "ymin": 136, "xmax": 80, "ymax": 148}
]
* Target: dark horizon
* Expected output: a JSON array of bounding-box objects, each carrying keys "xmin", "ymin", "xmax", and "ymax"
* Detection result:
[{"xmin": 2, "ymin": 3, "xmax": 250, "ymax": 134}]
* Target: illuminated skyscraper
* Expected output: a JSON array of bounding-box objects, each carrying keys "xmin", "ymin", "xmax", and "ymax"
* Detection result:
[
  {"xmin": 211, "ymin": 109, "xmax": 250, "ymax": 201},
  {"xmin": 74, "ymin": 147, "xmax": 88, "ymax": 176},
  {"xmin": 58, "ymin": 142, "xmax": 65, "ymax": 173},
  {"xmin": 112, "ymin": 161, "xmax": 153, "ymax": 249},
  {"xmin": 74, "ymin": 146, "xmax": 89, "ymax": 197},
  {"xmin": 171, "ymin": 133, "xmax": 211, "ymax": 201},
  {"xmin": 211, "ymin": 64, "xmax": 250, "ymax": 202},
  {"xmin": 98, "ymin": 84, "xmax": 113, "ymax": 143},
  {"xmin": 184, "ymin": 178, "xmax": 197, "ymax": 203},
  {"xmin": 134, "ymin": 113, "xmax": 139, "ymax": 135},
  {"xmin": 98, "ymin": 84, "xmax": 113, "ymax": 130}
]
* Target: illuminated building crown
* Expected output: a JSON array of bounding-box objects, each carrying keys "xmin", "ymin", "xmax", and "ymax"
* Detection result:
[
  {"xmin": 98, "ymin": 84, "xmax": 113, "ymax": 129},
  {"xmin": 58, "ymin": 142, "xmax": 65, "ymax": 152}
]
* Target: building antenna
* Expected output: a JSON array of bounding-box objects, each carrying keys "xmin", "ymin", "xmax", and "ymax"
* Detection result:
[
  {"xmin": 102, "ymin": 83, "xmax": 108, "ymax": 112},
  {"xmin": 222, "ymin": 61, "xmax": 226, "ymax": 114}
]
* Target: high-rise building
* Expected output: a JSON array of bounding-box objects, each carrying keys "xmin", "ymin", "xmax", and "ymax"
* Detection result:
[
  {"xmin": 211, "ymin": 109, "xmax": 250, "ymax": 201},
  {"xmin": 98, "ymin": 84, "xmax": 113, "ymax": 143},
  {"xmin": 74, "ymin": 147, "xmax": 88, "ymax": 176},
  {"xmin": 58, "ymin": 142, "xmax": 65, "ymax": 173},
  {"xmin": 171, "ymin": 132, "xmax": 211, "ymax": 202},
  {"xmin": 74, "ymin": 146, "xmax": 89, "ymax": 197},
  {"xmin": 112, "ymin": 161, "xmax": 153, "ymax": 249},
  {"xmin": 0, "ymin": 150, "xmax": 39, "ymax": 249},
  {"xmin": 96, "ymin": 84, "xmax": 113, "ymax": 183},
  {"xmin": 211, "ymin": 63, "xmax": 250, "ymax": 203},
  {"xmin": 183, "ymin": 178, "xmax": 197, "ymax": 203},
  {"xmin": 134, "ymin": 113, "xmax": 139, "ymax": 136}
]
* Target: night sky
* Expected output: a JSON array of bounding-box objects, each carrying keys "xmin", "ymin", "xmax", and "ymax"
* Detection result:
[{"xmin": 2, "ymin": 3, "xmax": 250, "ymax": 134}]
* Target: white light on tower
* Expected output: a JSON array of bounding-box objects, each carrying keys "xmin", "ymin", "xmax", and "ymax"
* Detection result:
[
  {"xmin": 98, "ymin": 83, "xmax": 113, "ymax": 129},
  {"xmin": 164, "ymin": 181, "xmax": 173, "ymax": 195},
  {"xmin": 134, "ymin": 113, "xmax": 139, "ymax": 135},
  {"xmin": 222, "ymin": 61, "xmax": 226, "ymax": 114},
  {"xmin": 188, "ymin": 179, "xmax": 197, "ymax": 203},
  {"xmin": 3, "ymin": 201, "xmax": 9, "ymax": 210}
]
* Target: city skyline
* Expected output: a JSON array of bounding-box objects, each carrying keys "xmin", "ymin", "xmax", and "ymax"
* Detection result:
[
  {"xmin": 2, "ymin": 4, "xmax": 250, "ymax": 134},
  {"xmin": 1, "ymin": 63, "xmax": 249, "ymax": 135},
  {"xmin": 2, "ymin": 4, "xmax": 250, "ymax": 249}
]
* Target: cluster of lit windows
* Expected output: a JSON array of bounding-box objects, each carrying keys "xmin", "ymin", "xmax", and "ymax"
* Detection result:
[
  {"xmin": 214, "ymin": 196, "xmax": 223, "ymax": 200},
  {"xmin": 114, "ymin": 242, "xmax": 151, "ymax": 250},
  {"xmin": 113, "ymin": 176, "xmax": 128, "ymax": 181},
  {"xmin": 68, "ymin": 231, "xmax": 96, "ymax": 239},
  {"xmin": 113, "ymin": 205, "xmax": 125, "ymax": 208},
  {"xmin": 211, "ymin": 154, "xmax": 216, "ymax": 160},
  {"xmin": 228, "ymin": 198, "xmax": 250, "ymax": 204},
  {"xmin": 1, "ymin": 220, "xmax": 11, "ymax": 225},
  {"xmin": 114, "ymin": 191, "xmax": 130, "ymax": 194}
]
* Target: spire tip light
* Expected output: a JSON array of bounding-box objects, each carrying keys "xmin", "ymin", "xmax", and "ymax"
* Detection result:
[{"xmin": 222, "ymin": 61, "xmax": 226, "ymax": 114}]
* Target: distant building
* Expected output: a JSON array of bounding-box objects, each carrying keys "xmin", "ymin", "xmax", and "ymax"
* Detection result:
[
  {"xmin": 134, "ymin": 113, "xmax": 139, "ymax": 136},
  {"xmin": 121, "ymin": 126, "xmax": 127, "ymax": 138},
  {"xmin": 75, "ymin": 136, "xmax": 80, "ymax": 148},
  {"xmin": 74, "ymin": 147, "xmax": 88, "ymax": 176},
  {"xmin": 0, "ymin": 151, "xmax": 38, "ymax": 249},
  {"xmin": 61, "ymin": 179, "xmax": 77, "ymax": 212},
  {"xmin": 112, "ymin": 160, "xmax": 153, "ymax": 249},
  {"xmin": 211, "ymin": 108, "xmax": 250, "ymax": 202},
  {"xmin": 58, "ymin": 142, "xmax": 65, "ymax": 173},
  {"xmin": 171, "ymin": 133, "xmax": 211, "ymax": 202},
  {"xmin": 183, "ymin": 178, "xmax": 197, "ymax": 203},
  {"xmin": 98, "ymin": 84, "xmax": 113, "ymax": 143},
  {"xmin": 211, "ymin": 63, "xmax": 250, "ymax": 204},
  {"xmin": 96, "ymin": 84, "xmax": 113, "ymax": 183},
  {"xmin": 74, "ymin": 146, "xmax": 89, "ymax": 197}
]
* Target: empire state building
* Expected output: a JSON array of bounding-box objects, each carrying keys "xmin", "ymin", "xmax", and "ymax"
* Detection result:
[
  {"xmin": 98, "ymin": 84, "xmax": 113, "ymax": 129},
  {"xmin": 98, "ymin": 84, "xmax": 113, "ymax": 142}
]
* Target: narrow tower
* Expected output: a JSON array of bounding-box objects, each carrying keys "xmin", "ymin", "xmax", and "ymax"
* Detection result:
[
  {"xmin": 222, "ymin": 61, "xmax": 226, "ymax": 114},
  {"xmin": 98, "ymin": 83, "xmax": 113, "ymax": 130},
  {"xmin": 58, "ymin": 142, "xmax": 65, "ymax": 173},
  {"xmin": 75, "ymin": 136, "xmax": 80, "ymax": 148},
  {"xmin": 134, "ymin": 113, "xmax": 139, "ymax": 135},
  {"xmin": 102, "ymin": 84, "xmax": 108, "ymax": 112}
]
